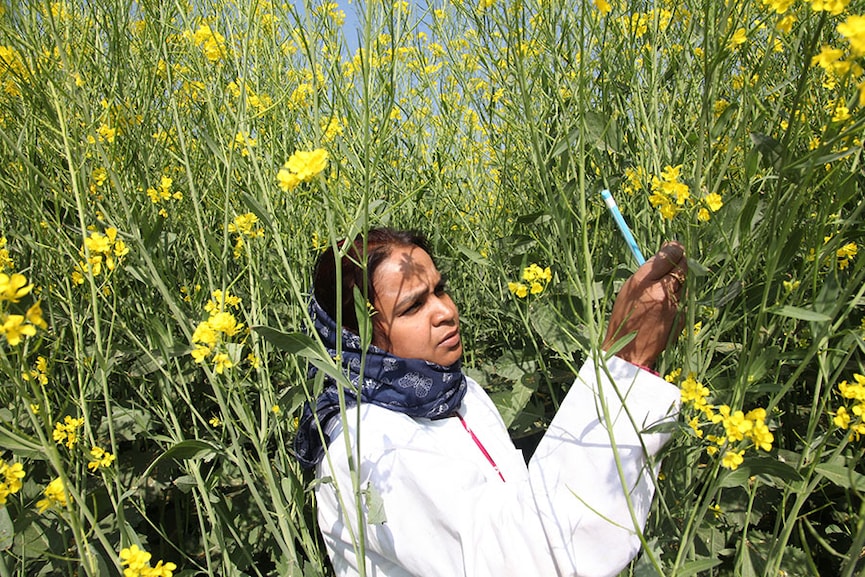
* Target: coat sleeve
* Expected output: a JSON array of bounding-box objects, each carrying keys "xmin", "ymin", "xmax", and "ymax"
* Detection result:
[
  {"xmin": 529, "ymin": 354, "xmax": 680, "ymax": 577},
  {"xmin": 315, "ymin": 354, "xmax": 679, "ymax": 577}
]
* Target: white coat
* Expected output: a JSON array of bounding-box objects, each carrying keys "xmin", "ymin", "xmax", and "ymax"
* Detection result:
[{"xmin": 315, "ymin": 355, "xmax": 680, "ymax": 577}]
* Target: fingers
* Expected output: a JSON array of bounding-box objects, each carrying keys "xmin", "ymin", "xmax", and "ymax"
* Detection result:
[{"xmin": 638, "ymin": 241, "xmax": 686, "ymax": 285}]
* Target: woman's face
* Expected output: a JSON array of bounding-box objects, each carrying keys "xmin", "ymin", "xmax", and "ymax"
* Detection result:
[{"xmin": 371, "ymin": 245, "xmax": 462, "ymax": 366}]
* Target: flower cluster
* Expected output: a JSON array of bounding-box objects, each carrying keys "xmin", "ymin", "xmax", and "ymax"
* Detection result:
[
  {"xmin": 190, "ymin": 290, "xmax": 244, "ymax": 374},
  {"xmin": 22, "ymin": 355, "xmax": 49, "ymax": 385},
  {"xmin": 228, "ymin": 213, "xmax": 264, "ymax": 259},
  {"xmin": 231, "ymin": 131, "xmax": 257, "ymax": 157},
  {"xmin": 648, "ymin": 165, "xmax": 723, "ymax": 222},
  {"xmin": 36, "ymin": 477, "xmax": 70, "ymax": 513},
  {"xmin": 188, "ymin": 23, "xmax": 226, "ymax": 63},
  {"xmin": 622, "ymin": 165, "xmax": 647, "ymax": 195},
  {"xmin": 674, "ymin": 371, "xmax": 774, "ymax": 470},
  {"xmin": 120, "ymin": 544, "xmax": 176, "ymax": 577},
  {"xmin": 1, "ymin": 272, "xmax": 46, "ymax": 346},
  {"xmin": 226, "ymin": 79, "xmax": 273, "ymax": 114},
  {"xmin": 508, "ymin": 263, "xmax": 551, "ymax": 298},
  {"xmin": 0, "ymin": 45, "xmax": 29, "ymax": 97},
  {"xmin": 71, "ymin": 227, "xmax": 130, "ymax": 285},
  {"xmin": 87, "ymin": 445, "xmax": 116, "ymax": 472},
  {"xmin": 832, "ymin": 374, "xmax": 865, "ymax": 439},
  {"xmin": 0, "ymin": 458, "xmax": 25, "ymax": 505},
  {"xmin": 808, "ymin": 234, "xmax": 858, "ymax": 270},
  {"xmin": 146, "ymin": 175, "xmax": 183, "ymax": 218},
  {"xmin": 277, "ymin": 149, "xmax": 329, "ymax": 191},
  {"xmin": 0, "ymin": 236, "xmax": 12, "ymax": 270},
  {"xmin": 836, "ymin": 241, "xmax": 858, "ymax": 270},
  {"xmin": 53, "ymin": 415, "xmax": 86, "ymax": 449}
]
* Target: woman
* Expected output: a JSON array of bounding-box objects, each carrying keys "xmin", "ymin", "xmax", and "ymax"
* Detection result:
[{"xmin": 295, "ymin": 228, "xmax": 686, "ymax": 577}]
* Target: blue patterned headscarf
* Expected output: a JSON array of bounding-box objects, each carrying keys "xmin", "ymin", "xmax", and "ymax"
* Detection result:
[{"xmin": 293, "ymin": 296, "xmax": 467, "ymax": 469}]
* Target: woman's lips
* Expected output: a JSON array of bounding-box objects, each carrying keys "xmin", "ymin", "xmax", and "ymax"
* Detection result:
[{"xmin": 440, "ymin": 329, "xmax": 461, "ymax": 348}]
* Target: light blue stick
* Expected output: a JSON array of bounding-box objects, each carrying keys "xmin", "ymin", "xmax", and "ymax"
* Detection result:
[{"xmin": 600, "ymin": 189, "xmax": 646, "ymax": 266}]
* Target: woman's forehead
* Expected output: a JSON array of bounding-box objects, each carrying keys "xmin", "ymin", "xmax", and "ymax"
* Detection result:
[{"xmin": 373, "ymin": 246, "xmax": 439, "ymax": 292}]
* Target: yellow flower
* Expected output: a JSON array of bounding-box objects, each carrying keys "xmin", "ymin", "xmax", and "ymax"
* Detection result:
[
  {"xmin": 284, "ymin": 149, "xmax": 329, "ymax": 182},
  {"xmin": 508, "ymin": 282, "xmax": 528, "ymax": 298},
  {"xmin": 836, "ymin": 242, "xmax": 857, "ymax": 270},
  {"xmin": 722, "ymin": 409, "xmax": 753, "ymax": 442},
  {"xmin": 748, "ymin": 418, "xmax": 774, "ymax": 451},
  {"xmin": 207, "ymin": 311, "xmax": 242, "ymax": 337},
  {"xmin": 192, "ymin": 24, "xmax": 227, "ymax": 62},
  {"xmin": 53, "ymin": 415, "xmax": 85, "ymax": 449},
  {"xmin": 704, "ymin": 192, "xmax": 723, "ymax": 212},
  {"xmin": 232, "ymin": 131, "xmax": 257, "ymax": 156},
  {"xmin": 688, "ymin": 416, "xmax": 704, "ymax": 438},
  {"xmin": 810, "ymin": 0, "xmax": 850, "ymax": 16},
  {"xmin": 212, "ymin": 352, "xmax": 233, "ymax": 374},
  {"xmin": 0, "ymin": 272, "xmax": 33, "ymax": 302},
  {"xmin": 192, "ymin": 321, "xmax": 218, "ymax": 346},
  {"xmin": 0, "ymin": 237, "xmax": 12, "ymax": 271},
  {"xmin": 209, "ymin": 416, "xmax": 222, "ymax": 427},
  {"xmin": 120, "ymin": 544, "xmax": 176, "ymax": 577},
  {"xmin": 37, "ymin": 477, "xmax": 70, "ymax": 513},
  {"xmin": 277, "ymin": 166, "xmax": 301, "ymax": 191},
  {"xmin": 26, "ymin": 301, "xmax": 48, "ymax": 329},
  {"xmin": 594, "ymin": 0, "xmax": 612, "ymax": 15},
  {"xmin": 764, "ymin": 0, "xmax": 795, "ymax": 13},
  {"xmin": 228, "ymin": 213, "xmax": 263, "ymax": 238},
  {"xmin": 191, "ymin": 345, "xmax": 211, "ymax": 363},
  {"xmin": 832, "ymin": 407, "xmax": 850, "ymax": 429},
  {"xmin": 721, "ymin": 449, "xmax": 745, "ymax": 470},
  {"xmin": 0, "ymin": 459, "xmax": 25, "ymax": 504},
  {"xmin": 205, "ymin": 290, "xmax": 241, "ymax": 313},
  {"xmin": 1, "ymin": 314, "xmax": 36, "ymax": 345},
  {"xmin": 87, "ymin": 446, "xmax": 116, "ymax": 471},
  {"xmin": 513, "ymin": 264, "xmax": 551, "ymax": 297},
  {"xmin": 728, "ymin": 28, "xmax": 748, "ymax": 50}
]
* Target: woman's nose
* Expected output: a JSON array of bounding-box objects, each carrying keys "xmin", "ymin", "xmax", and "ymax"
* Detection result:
[{"xmin": 431, "ymin": 295, "xmax": 457, "ymax": 324}]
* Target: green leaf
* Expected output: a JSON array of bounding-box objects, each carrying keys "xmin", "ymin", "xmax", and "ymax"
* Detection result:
[
  {"xmin": 143, "ymin": 440, "xmax": 220, "ymax": 477},
  {"xmin": 362, "ymin": 482, "xmax": 387, "ymax": 525},
  {"xmin": 253, "ymin": 326, "xmax": 326, "ymax": 360},
  {"xmin": 0, "ymin": 425, "xmax": 44, "ymax": 459},
  {"xmin": 767, "ymin": 305, "xmax": 832, "ymax": 323},
  {"xmin": 696, "ymin": 280, "xmax": 742, "ymax": 308},
  {"xmin": 529, "ymin": 301, "xmax": 586, "ymax": 355},
  {"xmin": 456, "ymin": 244, "xmax": 489, "ymax": 267},
  {"xmin": 98, "ymin": 406, "xmax": 153, "ymax": 442},
  {"xmin": 750, "ymin": 132, "xmax": 785, "ymax": 172},
  {"xmin": 0, "ymin": 506, "xmax": 13, "ymax": 551},
  {"xmin": 677, "ymin": 557, "xmax": 723, "ymax": 577},
  {"xmin": 241, "ymin": 191, "xmax": 275, "ymax": 229},
  {"xmin": 815, "ymin": 462, "xmax": 865, "ymax": 491},
  {"xmin": 489, "ymin": 378, "xmax": 536, "ymax": 428},
  {"xmin": 719, "ymin": 455, "xmax": 803, "ymax": 488}
]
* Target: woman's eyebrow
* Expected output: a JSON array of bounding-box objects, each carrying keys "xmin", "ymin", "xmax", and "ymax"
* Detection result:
[
  {"xmin": 395, "ymin": 275, "xmax": 441, "ymax": 311},
  {"xmin": 395, "ymin": 285, "xmax": 428, "ymax": 311}
]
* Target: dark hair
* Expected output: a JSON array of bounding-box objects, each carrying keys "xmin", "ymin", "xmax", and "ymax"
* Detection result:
[{"xmin": 313, "ymin": 228, "xmax": 431, "ymax": 334}]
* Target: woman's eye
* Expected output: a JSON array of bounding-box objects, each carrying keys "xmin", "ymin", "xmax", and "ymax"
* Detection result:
[{"xmin": 403, "ymin": 301, "xmax": 421, "ymax": 314}]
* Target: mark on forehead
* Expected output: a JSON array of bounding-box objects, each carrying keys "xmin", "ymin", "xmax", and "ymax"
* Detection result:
[{"xmin": 395, "ymin": 248, "xmax": 424, "ymax": 278}]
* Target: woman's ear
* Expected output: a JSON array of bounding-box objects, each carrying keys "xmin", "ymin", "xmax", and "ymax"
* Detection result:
[{"xmin": 371, "ymin": 314, "xmax": 390, "ymax": 352}]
